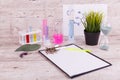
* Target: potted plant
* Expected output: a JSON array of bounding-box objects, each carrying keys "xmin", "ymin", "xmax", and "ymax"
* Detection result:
[{"xmin": 82, "ymin": 11, "xmax": 103, "ymax": 45}]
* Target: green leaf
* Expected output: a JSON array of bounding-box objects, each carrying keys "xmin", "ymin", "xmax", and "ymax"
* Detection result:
[{"xmin": 15, "ymin": 44, "xmax": 41, "ymax": 51}]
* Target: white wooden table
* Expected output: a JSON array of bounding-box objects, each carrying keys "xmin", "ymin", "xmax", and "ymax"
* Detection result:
[{"xmin": 0, "ymin": 36, "xmax": 120, "ymax": 80}]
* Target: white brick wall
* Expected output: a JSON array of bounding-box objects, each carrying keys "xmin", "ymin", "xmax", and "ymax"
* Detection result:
[{"xmin": 0, "ymin": 0, "xmax": 120, "ymax": 44}]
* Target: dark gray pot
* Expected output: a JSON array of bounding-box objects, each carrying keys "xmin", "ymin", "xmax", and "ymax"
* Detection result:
[{"xmin": 84, "ymin": 30, "xmax": 100, "ymax": 46}]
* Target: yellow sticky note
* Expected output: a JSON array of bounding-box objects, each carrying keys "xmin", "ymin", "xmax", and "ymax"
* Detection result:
[{"xmin": 65, "ymin": 48, "xmax": 91, "ymax": 53}]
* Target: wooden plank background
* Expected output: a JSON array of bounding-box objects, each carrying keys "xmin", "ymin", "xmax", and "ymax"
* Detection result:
[{"xmin": 0, "ymin": 0, "xmax": 120, "ymax": 80}]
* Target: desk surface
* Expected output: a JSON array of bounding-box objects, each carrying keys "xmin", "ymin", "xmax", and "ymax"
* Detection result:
[{"xmin": 0, "ymin": 36, "xmax": 120, "ymax": 80}]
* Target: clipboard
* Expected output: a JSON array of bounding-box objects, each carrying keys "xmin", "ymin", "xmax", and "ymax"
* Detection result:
[{"xmin": 39, "ymin": 44, "xmax": 111, "ymax": 78}]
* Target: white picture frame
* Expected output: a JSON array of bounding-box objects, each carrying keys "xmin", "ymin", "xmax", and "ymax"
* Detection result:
[{"xmin": 63, "ymin": 4, "xmax": 107, "ymax": 36}]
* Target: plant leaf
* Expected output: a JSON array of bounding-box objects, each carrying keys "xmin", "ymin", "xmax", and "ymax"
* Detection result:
[
  {"xmin": 15, "ymin": 44, "xmax": 41, "ymax": 51},
  {"xmin": 84, "ymin": 11, "xmax": 103, "ymax": 32}
]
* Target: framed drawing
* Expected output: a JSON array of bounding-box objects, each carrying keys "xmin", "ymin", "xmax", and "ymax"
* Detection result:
[{"xmin": 63, "ymin": 4, "xmax": 107, "ymax": 36}]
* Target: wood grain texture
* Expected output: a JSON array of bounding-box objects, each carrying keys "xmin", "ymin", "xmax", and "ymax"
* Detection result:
[
  {"xmin": 0, "ymin": 35, "xmax": 120, "ymax": 80},
  {"xmin": 0, "ymin": 0, "xmax": 120, "ymax": 79}
]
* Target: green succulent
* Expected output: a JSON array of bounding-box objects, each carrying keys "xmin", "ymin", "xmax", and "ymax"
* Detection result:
[{"xmin": 82, "ymin": 11, "xmax": 103, "ymax": 32}]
